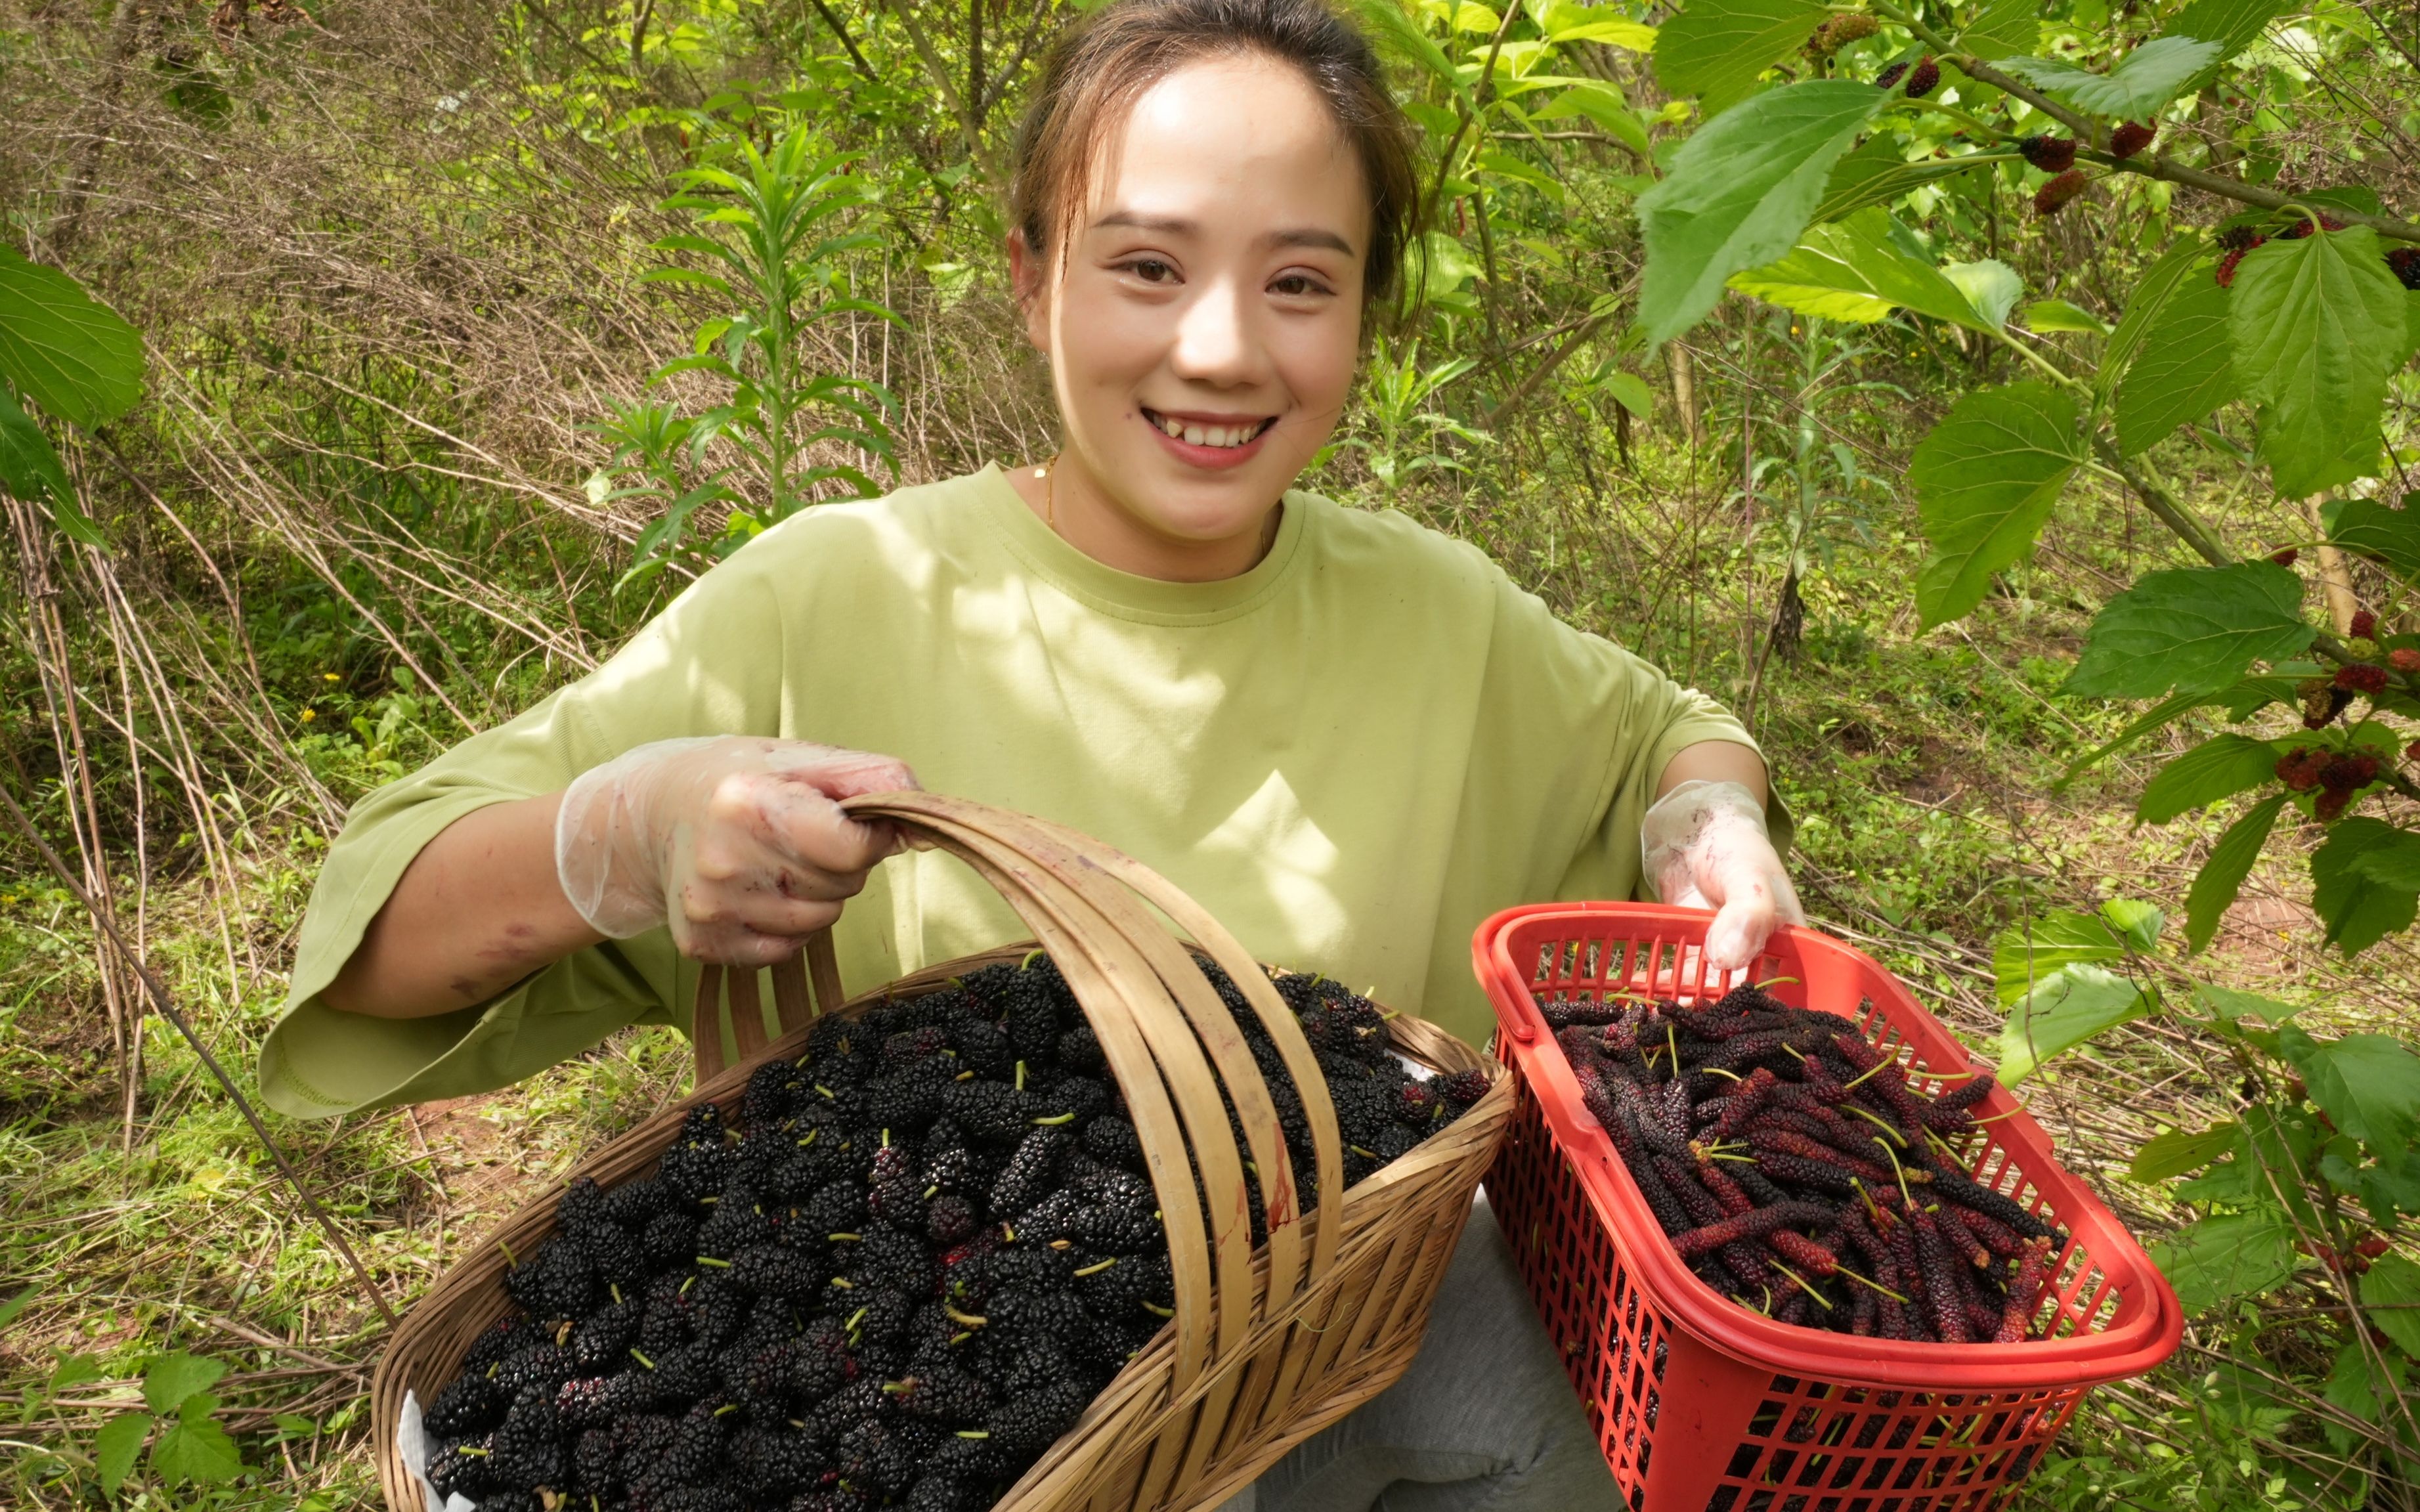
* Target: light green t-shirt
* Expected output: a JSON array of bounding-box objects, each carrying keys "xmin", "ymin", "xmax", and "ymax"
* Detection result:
[{"xmin": 258, "ymin": 465, "xmax": 1771, "ymax": 1117}]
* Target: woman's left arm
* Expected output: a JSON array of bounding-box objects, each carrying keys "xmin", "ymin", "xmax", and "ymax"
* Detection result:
[{"xmin": 1646, "ymin": 740, "xmax": 1804, "ymax": 970}]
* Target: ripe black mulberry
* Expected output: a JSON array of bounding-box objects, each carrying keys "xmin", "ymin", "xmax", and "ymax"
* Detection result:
[
  {"xmin": 2032, "ymin": 169, "xmax": 2087, "ymax": 217},
  {"xmin": 2107, "ymin": 121, "xmax": 2155, "ymax": 158},
  {"xmin": 2016, "ymin": 135, "xmax": 2076, "ymax": 172}
]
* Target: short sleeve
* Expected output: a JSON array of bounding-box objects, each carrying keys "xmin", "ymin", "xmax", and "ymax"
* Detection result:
[{"xmin": 256, "ymin": 553, "xmax": 792, "ymax": 1117}]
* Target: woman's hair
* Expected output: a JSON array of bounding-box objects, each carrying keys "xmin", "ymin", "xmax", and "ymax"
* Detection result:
[{"xmin": 1010, "ymin": 0, "xmax": 1425, "ymax": 314}]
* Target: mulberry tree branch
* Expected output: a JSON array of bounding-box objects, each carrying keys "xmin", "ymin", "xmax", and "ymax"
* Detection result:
[{"xmin": 1867, "ymin": 0, "xmax": 2420, "ymax": 244}]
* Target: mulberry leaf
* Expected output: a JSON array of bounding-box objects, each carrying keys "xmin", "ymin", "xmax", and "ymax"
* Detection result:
[
  {"xmin": 2229, "ymin": 225, "xmax": 2407, "ymax": 498},
  {"xmin": 1637, "ymin": 79, "xmax": 1887, "ymax": 343},
  {"xmin": 2065, "ymin": 561, "xmax": 2315, "ymax": 699},
  {"xmin": 1911, "ymin": 381, "xmax": 2081, "ymax": 626}
]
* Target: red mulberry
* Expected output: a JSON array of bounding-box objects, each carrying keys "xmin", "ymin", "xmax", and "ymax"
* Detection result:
[
  {"xmin": 2274, "ymin": 749, "xmax": 2325, "ymax": 792},
  {"xmin": 2270, "ymin": 546, "xmax": 2299, "ymax": 565},
  {"xmin": 1903, "ymin": 56, "xmax": 1941, "ymax": 96},
  {"xmin": 2279, "ymin": 215, "xmax": 2346, "ymax": 241},
  {"xmin": 2107, "ymin": 121, "xmax": 2155, "ymax": 158},
  {"xmin": 2017, "ymin": 135, "xmax": 2077, "ymax": 172},
  {"xmin": 2352, "ymin": 609, "xmax": 2379, "ymax": 639},
  {"xmin": 1875, "ymin": 60, "xmax": 1909, "ymax": 89},
  {"xmin": 2216, "ymin": 243, "xmax": 2263, "ymax": 286},
  {"xmin": 2218, "ymin": 225, "xmax": 2262, "ymax": 252},
  {"xmin": 2318, "ymin": 754, "xmax": 2382, "ymax": 792},
  {"xmin": 2392, "ymin": 248, "xmax": 2420, "ymax": 291},
  {"xmin": 2033, "ymin": 169, "xmax": 2088, "ymax": 217},
  {"xmin": 2335, "ymin": 663, "xmax": 2389, "ymax": 695}
]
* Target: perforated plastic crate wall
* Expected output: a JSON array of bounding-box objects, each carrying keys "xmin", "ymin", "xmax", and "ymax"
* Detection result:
[{"xmin": 1474, "ymin": 904, "xmax": 2180, "ymax": 1512}]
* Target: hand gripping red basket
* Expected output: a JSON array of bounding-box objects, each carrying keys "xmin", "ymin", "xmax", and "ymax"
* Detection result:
[{"xmin": 1474, "ymin": 903, "xmax": 2181, "ymax": 1512}]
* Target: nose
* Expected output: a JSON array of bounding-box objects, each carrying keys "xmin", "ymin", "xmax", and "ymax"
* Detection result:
[{"xmin": 1169, "ymin": 275, "xmax": 1265, "ymax": 389}]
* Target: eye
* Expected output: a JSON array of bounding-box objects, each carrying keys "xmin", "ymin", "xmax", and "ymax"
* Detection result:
[
  {"xmin": 1125, "ymin": 257, "xmax": 1178, "ymax": 284},
  {"xmin": 1270, "ymin": 272, "xmax": 1334, "ymax": 298}
]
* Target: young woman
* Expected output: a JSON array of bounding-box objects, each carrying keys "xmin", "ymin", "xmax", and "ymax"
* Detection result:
[{"xmin": 264, "ymin": 1, "xmax": 1801, "ymax": 1505}]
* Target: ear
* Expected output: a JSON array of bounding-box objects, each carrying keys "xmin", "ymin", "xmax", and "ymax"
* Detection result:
[{"xmin": 1006, "ymin": 230, "xmax": 1053, "ymax": 356}]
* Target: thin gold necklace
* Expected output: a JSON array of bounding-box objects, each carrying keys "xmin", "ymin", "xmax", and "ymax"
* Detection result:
[{"xmin": 1035, "ymin": 455, "xmax": 1062, "ymax": 531}]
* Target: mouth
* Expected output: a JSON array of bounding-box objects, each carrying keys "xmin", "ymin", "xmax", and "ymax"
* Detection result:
[{"xmin": 1140, "ymin": 408, "xmax": 1278, "ymax": 468}]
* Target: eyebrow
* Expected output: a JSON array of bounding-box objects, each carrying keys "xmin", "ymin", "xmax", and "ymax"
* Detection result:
[{"xmin": 1091, "ymin": 211, "xmax": 1356, "ymax": 256}]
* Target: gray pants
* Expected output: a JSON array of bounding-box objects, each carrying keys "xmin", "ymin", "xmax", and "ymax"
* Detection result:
[{"xmin": 1219, "ymin": 1196, "xmax": 1624, "ymax": 1512}]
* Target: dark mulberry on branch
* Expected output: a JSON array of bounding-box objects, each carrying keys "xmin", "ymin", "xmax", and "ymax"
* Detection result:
[
  {"xmin": 2032, "ymin": 169, "xmax": 2087, "ymax": 217},
  {"xmin": 2017, "ymin": 135, "xmax": 2076, "ymax": 172},
  {"xmin": 1902, "ymin": 56, "xmax": 1939, "ymax": 95},
  {"xmin": 2107, "ymin": 121, "xmax": 2155, "ymax": 158},
  {"xmin": 2335, "ymin": 663, "xmax": 2390, "ymax": 696}
]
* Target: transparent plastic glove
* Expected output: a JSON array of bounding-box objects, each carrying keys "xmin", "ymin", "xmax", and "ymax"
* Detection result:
[
  {"xmin": 555, "ymin": 736, "xmax": 918, "ymax": 966},
  {"xmin": 1641, "ymin": 779, "xmax": 1805, "ymax": 972}
]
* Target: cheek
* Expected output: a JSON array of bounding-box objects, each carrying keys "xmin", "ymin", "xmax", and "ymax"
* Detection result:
[{"xmin": 1276, "ymin": 317, "xmax": 1362, "ymax": 415}]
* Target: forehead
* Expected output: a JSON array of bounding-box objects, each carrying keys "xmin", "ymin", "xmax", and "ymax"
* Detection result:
[{"xmin": 1083, "ymin": 53, "xmax": 1367, "ymax": 231}]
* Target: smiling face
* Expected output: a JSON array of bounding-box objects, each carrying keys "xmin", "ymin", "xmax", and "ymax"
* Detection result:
[{"xmin": 1010, "ymin": 53, "xmax": 1370, "ymax": 582}]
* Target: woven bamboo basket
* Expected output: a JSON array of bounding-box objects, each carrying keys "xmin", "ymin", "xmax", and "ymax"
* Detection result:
[{"xmin": 373, "ymin": 792, "xmax": 1514, "ymax": 1512}]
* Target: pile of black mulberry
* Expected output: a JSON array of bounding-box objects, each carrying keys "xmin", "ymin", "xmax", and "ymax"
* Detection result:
[
  {"xmin": 418, "ymin": 956, "xmax": 1490, "ymax": 1512},
  {"xmin": 1553, "ymin": 983, "xmax": 2067, "ymax": 1344}
]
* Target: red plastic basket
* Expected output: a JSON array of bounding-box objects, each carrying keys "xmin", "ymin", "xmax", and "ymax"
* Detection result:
[{"xmin": 1474, "ymin": 903, "xmax": 2180, "ymax": 1512}]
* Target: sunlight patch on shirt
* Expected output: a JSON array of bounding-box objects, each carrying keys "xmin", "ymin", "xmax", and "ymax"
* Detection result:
[{"xmin": 1198, "ymin": 771, "xmax": 1347, "ymax": 956}]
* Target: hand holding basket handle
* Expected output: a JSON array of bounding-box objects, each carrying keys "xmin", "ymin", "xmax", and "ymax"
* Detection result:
[{"xmin": 554, "ymin": 735, "xmax": 918, "ymax": 965}]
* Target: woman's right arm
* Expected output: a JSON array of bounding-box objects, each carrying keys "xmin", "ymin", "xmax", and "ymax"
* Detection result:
[{"xmin": 322, "ymin": 738, "xmax": 918, "ymax": 1021}]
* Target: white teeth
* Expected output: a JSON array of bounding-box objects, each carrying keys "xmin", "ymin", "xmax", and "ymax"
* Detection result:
[{"xmin": 1151, "ymin": 412, "xmax": 1263, "ymax": 446}]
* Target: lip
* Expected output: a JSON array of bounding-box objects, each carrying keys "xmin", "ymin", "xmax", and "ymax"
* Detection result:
[{"xmin": 1140, "ymin": 407, "xmax": 1277, "ymax": 471}]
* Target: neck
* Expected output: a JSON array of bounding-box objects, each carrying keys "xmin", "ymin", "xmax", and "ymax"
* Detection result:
[{"xmin": 1010, "ymin": 450, "xmax": 1282, "ymax": 582}]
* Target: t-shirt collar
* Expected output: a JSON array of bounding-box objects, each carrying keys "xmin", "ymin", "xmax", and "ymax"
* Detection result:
[{"xmin": 974, "ymin": 462, "xmax": 1311, "ymax": 624}]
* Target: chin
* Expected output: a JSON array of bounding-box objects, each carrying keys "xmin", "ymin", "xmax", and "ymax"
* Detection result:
[{"xmin": 1131, "ymin": 479, "xmax": 1287, "ymax": 543}]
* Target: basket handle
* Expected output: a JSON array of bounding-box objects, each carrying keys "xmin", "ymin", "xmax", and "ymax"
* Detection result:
[
  {"xmin": 691, "ymin": 929, "xmax": 845, "ymax": 1083},
  {"xmin": 836, "ymin": 792, "xmax": 1343, "ymax": 1394}
]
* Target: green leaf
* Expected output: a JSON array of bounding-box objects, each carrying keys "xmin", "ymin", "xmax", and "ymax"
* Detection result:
[
  {"xmin": 1811, "ymin": 137, "xmax": 1982, "ymax": 223},
  {"xmin": 2321, "ymin": 1338, "xmax": 2402, "ymax": 1454},
  {"xmin": 2102, "ymin": 898, "xmax": 2166, "ymax": 950},
  {"xmin": 1998, "ymin": 962, "xmax": 2148, "ymax": 1085},
  {"xmin": 1911, "ymin": 381, "xmax": 2082, "ymax": 626},
  {"xmin": 2138, "ymin": 734, "xmax": 2280, "ymax": 823},
  {"xmin": 2115, "ymin": 267, "xmax": 2236, "ymax": 456},
  {"xmin": 0, "ymin": 1286, "xmax": 34, "ymax": 1332},
  {"xmin": 2098, "ymin": 237, "xmax": 2214, "ymax": 401},
  {"xmin": 2065, "ymin": 562, "xmax": 2316, "ymax": 699},
  {"xmin": 0, "ymin": 248, "xmax": 146, "ymax": 430},
  {"xmin": 0, "ymin": 389, "xmax": 103, "ymax": 547},
  {"xmin": 149, "ymin": 1403, "xmax": 242, "ymax": 1487},
  {"xmin": 1637, "ymin": 81, "xmax": 1886, "ymax": 345},
  {"xmin": 1534, "ymin": 81, "xmax": 1652, "ymax": 155},
  {"xmin": 2197, "ymin": 982, "xmax": 2301, "ymax": 1022},
  {"xmin": 1358, "ymin": 0, "xmax": 1476, "ymax": 100},
  {"xmin": 2351, "ymin": 828, "xmax": 2420, "ymax": 890},
  {"xmin": 1603, "ymin": 371, "xmax": 1654, "ymax": 419},
  {"xmin": 1993, "ymin": 909, "xmax": 2127, "ymax": 1005},
  {"xmin": 2280, "ymin": 1024, "xmax": 2420, "ymax": 1148},
  {"xmin": 1653, "ymin": 0, "xmax": 1831, "ymax": 116},
  {"xmin": 2161, "ymin": 0, "xmax": 2286, "ymax": 72},
  {"xmin": 2186, "ymin": 793, "xmax": 2289, "ymax": 953},
  {"xmin": 1939, "ymin": 260, "xmax": 2023, "ymax": 330},
  {"xmin": 1475, "ymin": 150, "xmax": 1566, "ymax": 203},
  {"xmin": 2130, "ymin": 1120, "xmax": 2241, "ymax": 1181},
  {"xmin": 1956, "ymin": 0, "xmax": 2042, "ymax": 60},
  {"xmin": 95, "ymin": 1411, "xmax": 152, "ymax": 1496},
  {"xmin": 1727, "ymin": 208, "xmax": 1985, "ymax": 327},
  {"xmin": 2365, "ymin": 1253, "xmax": 2420, "ymax": 1357},
  {"xmin": 1999, "ymin": 36, "xmax": 2224, "ymax": 119},
  {"xmin": 2151, "ymin": 1209, "xmax": 2299, "ymax": 1314},
  {"xmin": 2024, "ymin": 299, "xmax": 2109, "ymax": 335},
  {"xmin": 2311, "ymin": 817, "xmax": 2420, "ymax": 954},
  {"xmin": 142, "ymin": 1352, "xmax": 228, "ymax": 1413},
  {"xmin": 2230, "ymin": 226, "xmax": 2409, "ymax": 498},
  {"xmin": 1540, "ymin": 2, "xmax": 1658, "ymax": 49},
  {"xmin": 2325, "ymin": 493, "xmax": 2420, "ymax": 582}
]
